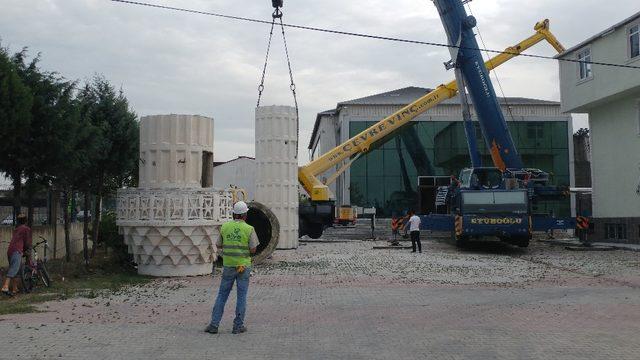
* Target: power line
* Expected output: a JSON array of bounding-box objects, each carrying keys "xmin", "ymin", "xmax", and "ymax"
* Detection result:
[{"xmin": 110, "ymin": 0, "xmax": 640, "ymax": 70}]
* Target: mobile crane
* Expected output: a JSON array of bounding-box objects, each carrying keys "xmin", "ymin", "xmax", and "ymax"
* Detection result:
[
  {"xmin": 298, "ymin": 0, "xmax": 568, "ymax": 239},
  {"xmin": 428, "ymin": 0, "xmax": 574, "ymax": 247}
]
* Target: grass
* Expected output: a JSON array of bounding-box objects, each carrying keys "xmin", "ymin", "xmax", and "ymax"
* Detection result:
[{"xmin": 0, "ymin": 250, "xmax": 151, "ymax": 316}]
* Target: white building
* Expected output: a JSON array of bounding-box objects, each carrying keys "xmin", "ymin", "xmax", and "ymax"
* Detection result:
[
  {"xmin": 214, "ymin": 156, "xmax": 257, "ymax": 200},
  {"xmin": 557, "ymin": 12, "xmax": 640, "ymax": 244}
]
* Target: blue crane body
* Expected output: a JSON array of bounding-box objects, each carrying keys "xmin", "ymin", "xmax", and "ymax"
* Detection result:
[
  {"xmin": 434, "ymin": 0, "xmax": 524, "ymax": 171},
  {"xmin": 420, "ymin": 0, "xmax": 574, "ymax": 247}
]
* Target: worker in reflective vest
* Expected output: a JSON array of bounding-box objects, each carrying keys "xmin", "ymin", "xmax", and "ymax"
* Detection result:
[{"xmin": 205, "ymin": 201, "xmax": 259, "ymax": 335}]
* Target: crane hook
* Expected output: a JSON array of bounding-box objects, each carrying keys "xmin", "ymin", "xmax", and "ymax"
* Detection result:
[{"xmin": 272, "ymin": 0, "xmax": 283, "ymax": 18}]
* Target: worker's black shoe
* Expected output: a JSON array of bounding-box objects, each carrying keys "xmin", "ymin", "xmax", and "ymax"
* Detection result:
[
  {"xmin": 232, "ymin": 326, "xmax": 247, "ymax": 334},
  {"xmin": 204, "ymin": 325, "xmax": 218, "ymax": 334}
]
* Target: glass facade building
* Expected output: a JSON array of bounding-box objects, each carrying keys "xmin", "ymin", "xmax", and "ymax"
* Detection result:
[{"xmin": 349, "ymin": 120, "xmax": 571, "ymax": 217}]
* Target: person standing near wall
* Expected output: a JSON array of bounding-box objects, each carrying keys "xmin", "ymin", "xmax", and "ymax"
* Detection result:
[
  {"xmin": 408, "ymin": 210, "xmax": 422, "ymax": 253},
  {"xmin": 205, "ymin": 201, "xmax": 259, "ymax": 335},
  {"xmin": 2, "ymin": 214, "xmax": 32, "ymax": 296}
]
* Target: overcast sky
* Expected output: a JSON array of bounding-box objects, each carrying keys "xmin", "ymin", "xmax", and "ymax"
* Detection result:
[{"xmin": 1, "ymin": 0, "xmax": 638, "ymax": 164}]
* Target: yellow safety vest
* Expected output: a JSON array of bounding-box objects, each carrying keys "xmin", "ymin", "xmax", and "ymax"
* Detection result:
[{"xmin": 220, "ymin": 220, "xmax": 254, "ymax": 267}]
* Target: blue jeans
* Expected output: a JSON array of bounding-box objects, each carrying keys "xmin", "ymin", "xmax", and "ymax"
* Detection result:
[
  {"xmin": 209, "ymin": 266, "xmax": 251, "ymax": 329},
  {"xmin": 6, "ymin": 251, "xmax": 22, "ymax": 278}
]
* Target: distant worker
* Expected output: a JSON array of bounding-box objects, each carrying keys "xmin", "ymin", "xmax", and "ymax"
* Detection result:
[
  {"xmin": 205, "ymin": 201, "xmax": 259, "ymax": 335},
  {"xmin": 408, "ymin": 210, "xmax": 422, "ymax": 253},
  {"xmin": 2, "ymin": 214, "xmax": 32, "ymax": 296},
  {"xmin": 390, "ymin": 215, "xmax": 401, "ymax": 246}
]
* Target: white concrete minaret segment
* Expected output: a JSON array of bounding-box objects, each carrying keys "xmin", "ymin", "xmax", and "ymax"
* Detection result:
[
  {"xmin": 139, "ymin": 114, "xmax": 214, "ymax": 189},
  {"xmin": 117, "ymin": 114, "xmax": 232, "ymax": 276},
  {"xmin": 255, "ymin": 106, "xmax": 299, "ymax": 249}
]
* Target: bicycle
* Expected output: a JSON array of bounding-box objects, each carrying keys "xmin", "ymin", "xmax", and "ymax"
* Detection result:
[{"xmin": 21, "ymin": 236, "xmax": 51, "ymax": 293}]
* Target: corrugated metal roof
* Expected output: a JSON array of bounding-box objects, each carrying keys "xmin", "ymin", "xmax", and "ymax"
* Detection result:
[
  {"xmin": 555, "ymin": 11, "xmax": 640, "ymax": 58},
  {"xmin": 338, "ymin": 86, "xmax": 559, "ymax": 106}
]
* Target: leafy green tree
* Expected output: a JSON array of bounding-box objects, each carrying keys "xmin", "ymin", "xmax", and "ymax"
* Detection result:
[
  {"xmin": 73, "ymin": 85, "xmax": 103, "ymax": 264},
  {"xmin": 45, "ymin": 93, "xmax": 83, "ymax": 262},
  {"xmin": 11, "ymin": 48, "xmax": 78, "ymax": 226},
  {"xmin": 8, "ymin": 47, "xmax": 91, "ymax": 262},
  {"xmin": 77, "ymin": 76, "xmax": 138, "ymax": 256},
  {"xmin": 0, "ymin": 44, "xmax": 33, "ymax": 222}
]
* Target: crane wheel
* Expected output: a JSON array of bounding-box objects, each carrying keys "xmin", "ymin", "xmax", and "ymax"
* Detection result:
[{"xmin": 307, "ymin": 224, "xmax": 324, "ymax": 239}]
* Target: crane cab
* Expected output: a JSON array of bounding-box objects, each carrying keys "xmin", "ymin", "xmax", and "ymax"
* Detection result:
[{"xmin": 459, "ymin": 167, "xmax": 503, "ymax": 190}]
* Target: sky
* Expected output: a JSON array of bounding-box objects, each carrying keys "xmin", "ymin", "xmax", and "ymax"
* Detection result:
[{"xmin": 1, "ymin": 0, "xmax": 638, "ymax": 165}]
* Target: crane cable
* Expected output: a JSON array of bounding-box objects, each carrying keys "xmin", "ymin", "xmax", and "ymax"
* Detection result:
[
  {"xmin": 110, "ymin": 0, "xmax": 640, "ymax": 71},
  {"xmin": 256, "ymin": 5, "xmax": 300, "ymax": 159},
  {"xmin": 466, "ymin": 2, "xmax": 517, "ymax": 124},
  {"xmin": 256, "ymin": 16, "xmax": 276, "ymax": 108}
]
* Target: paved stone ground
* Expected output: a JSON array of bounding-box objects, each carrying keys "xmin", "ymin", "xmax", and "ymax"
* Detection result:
[{"xmin": 1, "ymin": 238, "xmax": 639, "ymax": 359}]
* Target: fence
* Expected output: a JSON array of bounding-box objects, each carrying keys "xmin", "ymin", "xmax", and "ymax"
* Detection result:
[
  {"xmin": 0, "ymin": 223, "xmax": 85, "ymax": 268},
  {"xmin": 0, "ymin": 206, "xmax": 51, "ymax": 225}
]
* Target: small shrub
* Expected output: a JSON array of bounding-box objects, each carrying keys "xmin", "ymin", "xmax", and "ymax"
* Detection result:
[{"xmin": 100, "ymin": 210, "xmax": 130, "ymax": 263}]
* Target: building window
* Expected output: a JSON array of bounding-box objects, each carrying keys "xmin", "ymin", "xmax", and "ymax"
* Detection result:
[
  {"xmin": 527, "ymin": 123, "xmax": 543, "ymax": 139},
  {"xmin": 577, "ymin": 48, "xmax": 592, "ymax": 81},
  {"xmin": 630, "ymin": 24, "xmax": 640, "ymax": 59},
  {"xmin": 605, "ymin": 223, "xmax": 627, "ymax": 240},
  {"xmin": 349, "ymin": 120, "xmax": 571, "ymax": 217}
]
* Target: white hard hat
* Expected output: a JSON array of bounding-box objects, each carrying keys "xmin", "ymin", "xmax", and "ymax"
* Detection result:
[{"xmin": 233, "ymin": 201, "xmax": 249, "ymax": 215}]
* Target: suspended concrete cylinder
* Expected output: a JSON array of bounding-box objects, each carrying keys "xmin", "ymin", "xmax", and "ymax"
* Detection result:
[{"xmin": 255, "ymin": 105, "xmax": 299, "ymax": 249}]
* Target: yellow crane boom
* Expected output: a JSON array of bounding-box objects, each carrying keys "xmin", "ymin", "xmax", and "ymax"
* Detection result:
[{"xmin": 299, "ymin": 19, "xmax": 565, "ymax": 202}]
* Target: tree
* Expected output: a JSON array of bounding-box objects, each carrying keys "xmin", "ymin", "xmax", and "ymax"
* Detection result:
[
  {"xmin": 11, "ymin": 48, "xmax": 78, "ymax": 226},
  {"xmin": 6, "ymin": 47, "xmax": 87, "ymax": 262},
  {"xmin": 72, "ymin": 84, "xmax": 102, "ymax": 264},
  {"xmin": 45, "ymin": 91, "xmax": 83, "ymax": 262},
  {"xmin": 77, "ymin": 76, "xmax": 138, "ymax": 256},
  {"xmin": 0, "ymin": 44, "xmax": 33, "ymax": 223},
  {"xmin": 1, "ymin": 44, "xmax": 139, "ymax": 265}
]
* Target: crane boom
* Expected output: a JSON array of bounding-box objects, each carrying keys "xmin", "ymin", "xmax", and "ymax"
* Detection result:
[{"xmin": 299, "ymin": 19, "xmax": 565, "ymax": 202}]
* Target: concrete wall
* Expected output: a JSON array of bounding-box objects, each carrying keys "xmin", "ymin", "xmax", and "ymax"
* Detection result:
[
  {"xmin": 558, "ymin": 16, "xmax": 640, "ymax": 113},
  {"xmin": 0, "ymin": 223, "xmax": 85, "ymax": 267},
  {"xmin": 557, "ymin": 16, "xmax": 640, "ymax": 243},
  {"xmin": 214, "ymin": 157, "xmax": 256, "ymax": 200},
  {"xmin": 589, "ymin": 94, "xmax": 640, "ymax": 218}
]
